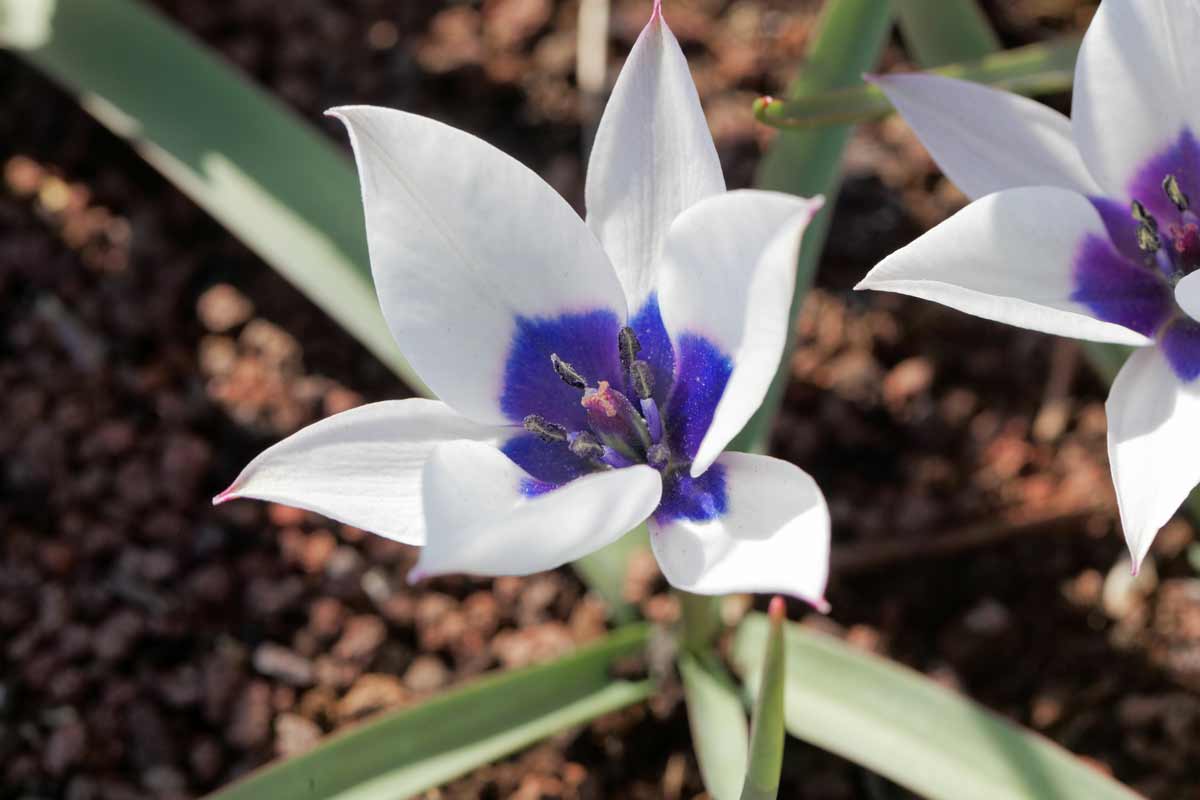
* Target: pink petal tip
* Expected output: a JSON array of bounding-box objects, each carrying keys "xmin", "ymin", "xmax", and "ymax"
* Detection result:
[
  {"xmin": 768, "ymin": 595, "xmax": 786, "ymax": 622},
  {"xmin": 211, "ymin": 486, "xmax": 238, "ymax": 506},
  {"xmin": 406, "ymin": 569, "xmax": 427, "ymax": 586}
]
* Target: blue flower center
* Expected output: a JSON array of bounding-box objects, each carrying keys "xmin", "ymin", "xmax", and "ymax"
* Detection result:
[
  {"xmin": 497, "ymin": 297, "xmax": 732, "ymax": 522},
  {"xmin": 1073, "ymin": 128, "xmax": 1200, "ymax": 381},
  {"xmin": 522, "ymin": 325, "xmax": 683, "ymax": 477}
]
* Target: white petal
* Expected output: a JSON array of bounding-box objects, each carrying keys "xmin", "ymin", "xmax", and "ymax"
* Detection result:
[
  {"xmin": 1072, "ymin": 0, "xmax": 1200, "ymax": 196},
  {"xmin": 657, "ymin": 190, "xmax": 823, "ymax": 476},
  {"xmin": 1107, "ymin": 346, "xmax": 1200, "ymax": 571},
  {"xmin": 330, "ymin": 106, "xmax": 627, "ymax": 424},
  {"xmin": 1176, "ymin": 270, "xmax": 1200, "ymax": 322},
  {"xmin": 585, "ymin": 10, "xmax": 725, "ymax": 310},
  {"xmin": 870, "ymin": 73, "xmax": 1099, "ymax": 200},
  {"xmin": 649, "ymin": 452, "xmax": 830, "ymax": 605},
  {"xmin": 856, "ymin": 187, "xmax": 1153, "ymax": 346},
  {"xmin": 414, "ymin": 441, "xmax": 662, "ymax": 579},
  {"xmin": 214, "ymin": 400, "xmax": 505, "ymax": 545}
]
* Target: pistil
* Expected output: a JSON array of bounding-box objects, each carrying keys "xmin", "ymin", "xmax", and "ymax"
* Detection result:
[{"xmin": 581, "ymin": 380, "xmax": 651, "ymax": 456}]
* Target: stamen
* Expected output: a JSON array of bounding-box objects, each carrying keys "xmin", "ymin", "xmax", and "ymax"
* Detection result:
[
  {"xmin": 550, "ymin": 353, "xmax": 587, "ymax": 389},
  {"xmin": 568, "ymin": 431, "xmax": 605, "ymax": 460},
  {"xmin": 1164, "ymin": 174, "xmax": 1190, "ymax": 212},
  {"xmin": 601, "ymin": 447, "xmax": 635, "ymax": 469},
  {"xmin": 1137, "ymin": 222, "xmax": 1162, "ymax": 253},
  {"xmin": 618, "ymin": 326, "xmax": 641, "ymax": 372},
  {"xmin": 640, "ymin": 397, "xmax": 663, "ymax": 443},
  {"xmin": 646, "ymin": 442, "xmax": 671, "ymax": 470},
  {"xmin": 630, "ymin": 360, "xmax": 654, "ymax": 399},
  {"xmin": 1131, "ymin": 199, "xmax": 1158, "ymax": 229},
  {"xmin": 523, "ymin": 414, "xmax": 567, "ymax": 443}
]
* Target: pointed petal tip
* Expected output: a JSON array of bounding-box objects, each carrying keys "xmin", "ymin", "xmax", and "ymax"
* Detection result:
[
  {"xmin": 812, "ymin": 596, "xmax": 831, "ymax": 615},
  {"xmin": 211, "ymin": 485, "xmax": 239, "ymax": 506},
  {"xmin": 805, "ymin": 194, "xmax": 826, "ymax": 217},
  {"xmin": 862, "ymin": 72, "xmax": 883, "ymax": 85},
  {"xmin": 651, "ymin": 0, "xmax": 662, "ymax": 21},
  {"xmin": 406, "ymin": 567, "xmax": 428, "ymax": 586}
]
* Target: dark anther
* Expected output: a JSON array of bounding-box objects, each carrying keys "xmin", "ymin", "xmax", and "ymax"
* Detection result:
[
  {"xmin": 550, "ymin": 353, "xmax": 587, "ymax": 389},
  {"xmin": 569, "ymin": 431, "xmax": 605, "ymax": 460},
  {"xmin": 647, "ymin": 442, "xmax": 671, "ymax": 470},
  {"xmin": 630, "ymin": 360, "xmax": 654, "ymax": 399},
  {"xmin": 1137, "ymin": 222, "xmax": 1162, "ymax": 253},
  {"xmin": 618, "ymin": 326, "xmax": 642, "ymax": 372},
  {"xmin": 523, "ymin": 414, "xmax": 568, "ymax": 443},
  {"xmin": 1164, "ymin": 174, "xmax": 1190, "ymax": 213},
  {"xmin": 1131, "ymin": 199, "xmax": 1158, "ymax": 229}
]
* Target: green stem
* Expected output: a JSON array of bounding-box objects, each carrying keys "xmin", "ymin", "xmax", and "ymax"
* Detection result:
[{"xmin": 679, "ymin": 591, "xmax": 723, "ymax": 655}]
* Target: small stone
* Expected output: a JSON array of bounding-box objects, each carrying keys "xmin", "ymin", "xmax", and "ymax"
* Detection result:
[
  {"xmin": 1102, "ymin": 556, "xmax": 1157, "ymax": 620},
  {"xmin": 44, "ymin": 721, "xmax": 87, "ymax": 775},
  {"xmin": 337, "ymin": 674, "xmax": 407, "ymax": 722},
  {"xmin": 227, "ymin": 680, "xmax": 272, "ymax": 750},
  {"xmin": 142, "ymin": 766, "xmax": 186, "ymax": 795},
  {"xmin": 64, "ymin": 776, "xmax": 98, "ymax": 800},
  {"xmin": 963, "ymin": 598, "xmax": 1012, "ymax": 636},
  {"xmin": 274, "ymin": 712, "xmax": 322, "ymax": 757},
  {"xmin": 196, "ymin": 283, "xmax": 254, "ymax": 333},
  {"xmin": 333, "ymin": 615, "xmax": 387, "ymax": 663},
  {"xmin": 93, "ymin": 609, "xmax": 144, "ymax": 662},
  {"xmin": 253, "ymin": 643, "xmax": 315, "ymax": 687},
  {"xmin": 403, "ymin": 656, "xmax": 449, "ymax": 693},
  {"xmin": 883, "ymin": 356, "xmax": 934, "ymax": 407},
  {"xmin": 313, "ymin": 656, "xmax": 359, "ymax": 690},
  {"xmin": 492, "ymin": 623, "xmax": 574, "ymax": 669},
  {"xmin": 308, "ymin": 597, "xmax": 346, "ymax": 640},
  {"xmin": 189, "ymin": 736, "xmax": 224, "ymax": 784}
]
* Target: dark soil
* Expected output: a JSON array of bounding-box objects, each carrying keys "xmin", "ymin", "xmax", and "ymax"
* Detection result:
[{"xmin": 3, "ymin": 1, "xmax": 1199, "ymax": 798}]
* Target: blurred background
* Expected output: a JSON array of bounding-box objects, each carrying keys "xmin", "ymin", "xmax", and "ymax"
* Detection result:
[{"xmin": 3, "ymin": 0, "xmax": 1196, "ymax": 798}]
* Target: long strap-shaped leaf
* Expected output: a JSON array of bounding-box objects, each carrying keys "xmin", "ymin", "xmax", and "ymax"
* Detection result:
[
  {"xmin": 754, "ymin": 37, "xmax": 1080, "ymax": 130},
  {"xmin": 209, "ymin": 624, "xmax": 652, "ymax": 799},
  {"xmin": 733, "ymin": 614, "xmax": 1143, "ymax": 800},
  {"xmin": 893, "ymin": 0, "xmax": 999, "ymax": 66},
  {"xmin": 731, "ymin": 0, "xmax": 894, "ymax": 453},
  {"xmin": 0, "ymin": 0, "xmax": 428, "ymax": 394},
  {"xmin": 679, "ymin": 653, "xmax": 750, "ymax": 800}
]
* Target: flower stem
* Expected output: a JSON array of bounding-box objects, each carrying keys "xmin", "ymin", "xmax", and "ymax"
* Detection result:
[{"xmin": 678, "ymin": 591, "xmax": 722, "ymax": 655}]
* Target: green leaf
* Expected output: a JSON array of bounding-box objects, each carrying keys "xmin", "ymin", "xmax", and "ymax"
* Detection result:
[
  {"xmin": 753, "ymin": 37, "xmax": 1080, "ymax": 131},
  {"xmin": 679, "ymin": 653, "xmax": 749, "ymax": 800},
  {"xmin": 733, "ymin": 0, "xmax": 894, "ymax": 453},
  {"xmin": 893, "ymin": 0, "xmax": 1000, "ymax": 66},
  {"xmin": 0, "ymin": 0, "xmax": 428, "ymax": 395},
  {"xmin": 210, "ymin": 624, "xmax": 652, "ymax": 799},
  {"xmin": 740, "ymin": 600, "xmax": 786, "ymax": 800},
  {"xmin": 732, "ymin": 614, "xmax": 1142, "ymax": 800}
]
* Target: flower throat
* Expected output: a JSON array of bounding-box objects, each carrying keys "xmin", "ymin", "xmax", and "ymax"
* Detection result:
[{"xmin": 522, "ymin": 326, "xmax": 680, "ymax": 475}]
